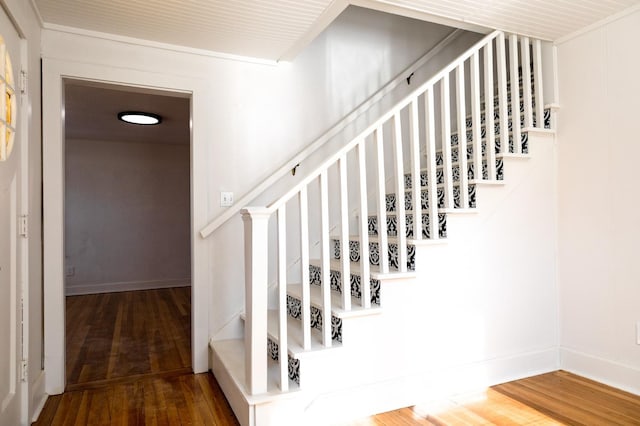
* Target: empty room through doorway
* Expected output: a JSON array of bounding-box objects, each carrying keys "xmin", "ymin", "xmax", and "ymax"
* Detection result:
[{"xmin": 63, "ymin": 81, "xmax": 192, "ymax": 389}]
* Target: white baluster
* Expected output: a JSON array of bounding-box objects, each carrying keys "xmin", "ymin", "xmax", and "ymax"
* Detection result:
[
  {"xmin": 521, "ymin": 36, "xmax": 533, "ymax": 129},
  {"xmin": 338, "ymin": 155, "xmax": 351, "ymax": 311},
  {"xmin": 319, "ymin": 171, "xmax": 332, "ymax": 347},
  {"xmin": 497, "ymin": 33, "xmax": 509, "ymax": 155},
  {"xmin": 277, "ymin": 206, "xmax": 288, "ymax": 391},
  {"xmin": 425, "ymin": 89, "xmax": 438, "ymax": 239},
  {"xmin": 509, "ymin": 34, "xmax": 521, "ymax": 154},
  {"xmin": 409, "ymin": 99, "xmax": 422, "ymax": 240},
  {"xmin": 470, "ymin": 51, "xmax": 483, "ymax": 184},
  {"xmin": 357, "ymin": 141, "xmax": 371, "ymax": 308},
  {"xmin": 374, "ymin": 128, "xmax": 389, "ymax": 274},
  {"xmin": 484, "ymin": 41, "xmax": 497, "ymax": 179},
  {"xmin": 392, "ymin": 112, "xmax": 408, "ymax": 272},
  {"xmin": 298, "ymin": 188, "xmax": 311, "ymax": 350},
  {"xmin": 241, "ymin": 207, "xmax": 271, "ymax": 395},
  {"xmin": 456, "ymin": 64, "xmax": 469, "ymax": 208},
  {"xmin": 533, "ymin": 39, "xmax": 545, "ymax": 129},
  {"xmin": 441, "ymin": 74, "xmax": 454, "ymax": 209}
]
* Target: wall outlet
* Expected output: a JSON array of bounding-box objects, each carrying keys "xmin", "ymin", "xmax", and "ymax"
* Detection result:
[
  {"xmin": 220, "ymin": 191, "xmax": 234, "ymax": 207},
  {"xmin": 637, "ymin": 322, "xmax": 640, "ymax": 345},
  {"xmin": 66, "ymin": 266, "xmax": 75, "ymax": 277}
]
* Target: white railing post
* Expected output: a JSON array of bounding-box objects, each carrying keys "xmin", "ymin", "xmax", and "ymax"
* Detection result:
[
  {"xmin": 455, "ymin": 63, "xmax": 469, "ymax": 208},
  {"xmin": 441, "ymin": 74, "xmax": 454, "ymax": 209},
  {"xmin": 298, "ymin": 188, "xmax": 311, "ymax": 350},
  {"xmin": 392, "ymin": 112, "xmax": 408, "ymax": 272},
  {"xmin": 357, "ymin": 141, "xmax": 371, "ymax": 307},
  {"xmin": 338, "ymin": 155, "xmax": 351, "ymax": 311},
  {"xmin": 470, "ymin": 51, "xmax": 482, "ymax": 184},
  {"xmin": 425, "ymin": 89, "xmax": 438, "ymax": 239},
  {"xmin": 509, "ymin": 34, "xmax": 521, "ymax": 154},
  {"xmin": 533, "ymin": 39, "xmax": 545, "ymax": 129},
  {"xmin": 484, "ymin": 41, "xmax": 497, "ymax": 179},
  {"xmin": 409, "ymin": 99, "xmax": 422, "ymax": 240},
  {"xmin": 497, "ymin": 33, "xmax": 509, "ymax": 154},
  {"xmin": 521, "ymin": 36, "xmax": 533, "ymax": 129},
  {"xmin": 276, "ymin": 206, "xmax": 288, "ymax": 391},
  {"xmin": 374, "ymin": 128, "xmax": 389, "ymax": 273},
  {"xmin": 241, "ymin": 207, "xmax": 271, "ymax": 395},
  {"xmin": 319, "ymin": 171, "xmax": 332, "ymax": 347}
]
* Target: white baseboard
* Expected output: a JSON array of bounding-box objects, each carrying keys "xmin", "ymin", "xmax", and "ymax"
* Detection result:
[
  {"xmin": 560, "ymin": 347, "xmax": 640, "ymax": 396},
  {"xmin": 65, "ymin": 278, "xmax": 191, "ymax": 296},
  {"xmin": 303, "ymin": 347, "xmax": 559, "ymax": 425},
  {"xmin": 30, "ymin": 371, "xmax": 48, "ymax": 423}
]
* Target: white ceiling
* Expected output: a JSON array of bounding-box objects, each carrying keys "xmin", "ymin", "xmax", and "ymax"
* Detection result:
[
  {"xmin": 65, "ymin": 83, "xmax": 190, "ymax": 145},
  {"xmin": 34, "ymin": 0, "xmax": 640, "ymax": 61}
]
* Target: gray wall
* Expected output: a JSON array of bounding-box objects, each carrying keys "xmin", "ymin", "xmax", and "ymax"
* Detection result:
[{"xmin": 64, "ymin": 138, "xmax": 190, "ymax": 295}]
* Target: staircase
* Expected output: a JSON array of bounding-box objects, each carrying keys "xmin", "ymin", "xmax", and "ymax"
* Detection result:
[{"xmin": 208, "ymin": 30, "xmax": 557, "ymax": 426}]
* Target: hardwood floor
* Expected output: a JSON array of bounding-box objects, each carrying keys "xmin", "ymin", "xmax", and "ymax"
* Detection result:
[
  {"xmin": 34, "ymin": 372, "xmax": 239, "ymax": 425},
  {"xmin": 347, "ymin": 371, "xmax": 640, "ymax": 425},
  {"xmin": 44, "ymin": 295, "xmax": 640, "ymax": 425},
  {"xmin": 65, "ymin": 287, "xmax": 191, "ymax": 389}
]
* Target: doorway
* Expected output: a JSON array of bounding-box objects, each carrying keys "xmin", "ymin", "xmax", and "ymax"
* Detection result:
[{"xmin": 62, "ymin": 81, "xmax": 192, "ymax": 389}]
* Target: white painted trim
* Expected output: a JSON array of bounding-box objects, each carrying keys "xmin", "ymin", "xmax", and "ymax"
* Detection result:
[
  {"xmin": 42, "ymin": 23, "xmax": 278, "ymax": 67},
  {"xmin": 200, "ymin": 28, "xmax": 465, "ymax": 238},
  {"xmin": 302, "ymin": 347, "xmax": 559, "ymax": 425},
  {"xmin": 279, "ymin": 0, "xmax": 349, "ymax": 62},
  {"xmin": 560, "ymin": 347, "xmax": 640, "ymax": 396},
  {"xmin": 65, "ymin": 279, "xmax": 191, "ymax": 296},
  {"xmin": 554, "ymin": 3, "xmax": 640, "ymax": 45},
  {"xmin": 42, "ymin": 57, "xmax": 211, "ymax": 394},
  {"xmin": 29, "ymin": 372, "xmax": 47, "ymax": 423}
]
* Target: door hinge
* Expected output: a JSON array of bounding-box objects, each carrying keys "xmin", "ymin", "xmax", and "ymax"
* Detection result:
[
  {"xmin": 19, "ymin": 70, "xmax": 27, "ymax": 94},
  {"xmin": 19, "ymin": 215, "xmax": 28, "ymax": 238},
  {"xmin": 20, "ymin": 360, "xmax": 28, "ymax": 382}
]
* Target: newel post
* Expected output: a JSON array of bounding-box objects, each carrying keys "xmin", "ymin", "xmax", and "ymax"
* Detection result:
[{"xmin": 241, "ymin": 207, "xmax": 271, "ymax": 395}]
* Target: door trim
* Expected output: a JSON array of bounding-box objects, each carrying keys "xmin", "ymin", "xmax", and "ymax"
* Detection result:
[{"xmin": 42, "ymin": 60, "xmax": 210, "ymax": 394}]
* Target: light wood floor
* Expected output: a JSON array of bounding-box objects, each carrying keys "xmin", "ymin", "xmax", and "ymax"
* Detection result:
[
  {"xmin": 65, "ymin": 287, "xmax": 191, "ymax": 390},
  {"xmin": 38, "ymin": 290, "xmax": 640, "ymax": 424}
]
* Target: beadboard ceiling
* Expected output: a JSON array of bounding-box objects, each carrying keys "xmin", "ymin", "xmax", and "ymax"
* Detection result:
[{"xmin": 34, "ymin": 0, "xmax": 640, "ymax": 60}]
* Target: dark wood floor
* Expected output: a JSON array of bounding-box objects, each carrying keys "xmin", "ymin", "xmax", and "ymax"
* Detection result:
[
  {"xmin": 36, "ymin": 290, "xmax": 640, "ymax": 424},
  {"xmin": 65, "ymin": 287, "xmax": 192, "ymax": 390}
]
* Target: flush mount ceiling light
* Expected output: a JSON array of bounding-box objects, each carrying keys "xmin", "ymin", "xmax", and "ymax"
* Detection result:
[{"xmin": 117, "ymin": 111, "xmax": 162, "ymax": 125}]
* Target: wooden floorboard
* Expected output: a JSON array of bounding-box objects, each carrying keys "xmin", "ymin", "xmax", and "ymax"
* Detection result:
[
  {"xmin": 345, "ymin": 371, "xmax": 640, "ymax": 425},
  {"xmin": 44, "ymin": 291, "xmax": 640, "ymax": 425},
  {"xmin": 65, "ymin": 287, "xmax": 192, "ymax": 388}
]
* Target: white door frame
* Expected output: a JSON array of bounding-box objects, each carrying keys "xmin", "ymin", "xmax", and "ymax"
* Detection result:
[{"xmin": 42, "ymin": 59, "xmax": 210, "ymax": 394}]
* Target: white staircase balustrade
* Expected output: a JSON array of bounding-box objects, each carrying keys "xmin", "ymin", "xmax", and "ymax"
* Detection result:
[{"xmin": 238, "ymin": 30, "xmax": 549, "ymax": 396}]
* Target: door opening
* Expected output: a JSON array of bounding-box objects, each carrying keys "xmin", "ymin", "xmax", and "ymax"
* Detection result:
[{"xmin": 62, "ymin": 81, "xmax": 192, "ymax": 389}]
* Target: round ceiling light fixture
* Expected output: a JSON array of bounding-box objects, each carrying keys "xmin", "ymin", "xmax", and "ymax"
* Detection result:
[{"xmin": 117, "ymin": 111, "xmax": 162, "ymax": 125}]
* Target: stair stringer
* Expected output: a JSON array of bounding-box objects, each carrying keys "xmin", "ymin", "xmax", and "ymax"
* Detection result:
[{"xmin": 296, "ymin": 130, "xmax": 560, "ymax": 424}]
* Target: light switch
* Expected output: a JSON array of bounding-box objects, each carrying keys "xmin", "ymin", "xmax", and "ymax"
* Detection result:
[{"xmin": 220, "ymin": 191, "xmax": 234, "ymax": 207}]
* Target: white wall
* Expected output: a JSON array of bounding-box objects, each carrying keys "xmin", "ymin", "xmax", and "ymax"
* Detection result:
[
  {"xmin": 557, "ymin": 6, "xmax": 640, "ymax": 394},
  {"xmin": 64, "ymin": 139, "xmax": 190, "ymax": 295},
  {"xmin": 40, "ymin": 5, "xmax": 481, "ymax": 350}
]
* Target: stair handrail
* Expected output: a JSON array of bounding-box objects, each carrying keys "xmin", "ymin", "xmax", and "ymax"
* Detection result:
[
  {"xmin": 262, "ymin": 30, "xmax": 501, "ymax": 214},
  {"xmin": 199, "ymin": 28, "xmax": 465, "ymax": 239}
]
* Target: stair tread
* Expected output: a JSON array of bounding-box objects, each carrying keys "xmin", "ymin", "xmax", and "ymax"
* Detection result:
[
  {"xmin": 264, "ymin": 310, "xmax": 341, "ymax": 359},
  {"xmin": 329, "ymin": 234, "xmax": 446, "ymax": 245},
  {"xmin": 209, "ymin": 339, "xmax": 300, "ymax": 401},
  {"xmin": 287, "ymin": 283, "xmax": 383, "ymax": 319},
  {"xmin": 308, "ymin": 258, "xmax": 416, "ymax": 280}
]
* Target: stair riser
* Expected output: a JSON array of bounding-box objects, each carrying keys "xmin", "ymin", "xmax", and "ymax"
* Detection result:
[
  {"xmin": 386, "ymin": 184, "xmax": 476, "ymax": 211},
  {"xmin": 368, "ymin": 213, "xmax": 447, "ymax": 239},
  {"xmin": 331, "ymin": 239, "xmax": 416, "ymax": 271},
  {"xmin": 287, "ymin": 294, "xmax": 344, "ymax": 343},
  {"xmin": 267, "ymin": 339, "xmax": 301, "ymax": 385},
  {"xmin": 308, "ymin": 265, "xmax": 381, "ymax": 305},
  {"xmin": 404, "ymin": 158, "xmax": 505, "ymax": 190}
]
